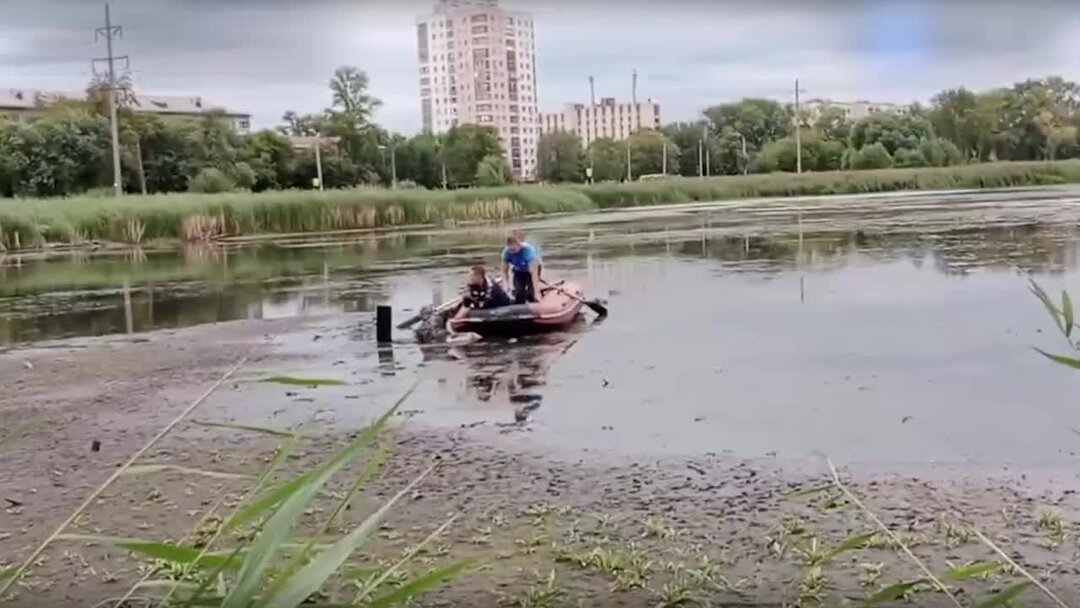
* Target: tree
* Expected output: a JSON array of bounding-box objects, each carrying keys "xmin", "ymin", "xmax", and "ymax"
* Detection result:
[
  {"xmin": 536, "ymin": 131, "xmax": 583, "ymax": 183},
  {"xmin": 850, "ymin": 142, "xmax": 893, "ymax": 169},
  {"xmin": 328, "ymin": 66, "xmax": 381, "ymax": 124},
  {"xmin": 3, "ymin": 107, "xmax": 110, "ymax": 196},
  {"xmin": 242, "ymin": 130, "xmax": 295, "ymax": 191},
  {"xmin": 475, "ymin": 154, "xmax": 510, "ymax": 187},
  {"xmin": 714, "ymin": 128, "xmax": 749, "ymax": 175},
  {"xmin": 628, "ymin": 129, "xmax": 678, "ymax": 177},
  {"xmin": 586, "ymin": 138, "xmax": 626, "ymax": 182},
  {"xmin": 850, "ymin": 113, "xmax": 934, "ymax": 155},
  {"xmin": 703, "ymin": 99, "xmax": 790, "ymax": 151},
  {"xmin": 393, "ymin": 134, "xmax": 441, "ymax": 189},
  {"xmin": 813, "ymin": 105, "xmax": 851, "ymax": 142},
  {"xmin": 661, "ymin": 122, "xmax": 709, "ymax": 177},
  {"xmin": 928, "ymin": 88, "xmax": 981, "ymax": 160},
  {"xmin": 438, "ymin": 124, "xmax": 502, "ymax": 186}
]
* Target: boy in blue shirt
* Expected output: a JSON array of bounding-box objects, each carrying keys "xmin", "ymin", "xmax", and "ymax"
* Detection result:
[{"xmin": 501, "ymin": 232, "xmax": 541, "ymax": 304}]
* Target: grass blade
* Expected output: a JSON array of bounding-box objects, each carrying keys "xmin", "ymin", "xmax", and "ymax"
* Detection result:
[
  {"xmin": 1030, "ymin": 280, "xmax": 1064, "ymax": 334},
  {"xmin": 364, "ymin": 560, "xmax": 479, "ymax": 608},
  {"xmin": 122, "ymin": 464, "xmax": 254, "ymax": 480},
  {"xmin": 223, "ymin": 392, "xmax": 412, "ymax": 608},
  {"xmin": 259, "ymin": 464, "xmax": 436, "ymax": 608},
  {"xmin": 352, "ymin": 515, "xmax": 457, "ymax": 602},
  {"xmin": 191, "ymin": 420, "xmax": 299, "ymax": 438},
  {"xmin": 823, "ymin": 531, "xmax": 877, "ymax": 563},
  {"xmin": 944, "ymin": 561, "xmax": 1003, "ymax": 581},
  {"xmin": 1033, "ymin": 348, "xmax": 1080, "ymax": 370},
  {"xmin": 261, "ymin": 375, "xmax": 346, "ymax": 386},
  {"xmin": 58, "ymin": 534, "xmax": 242, "ymax": 570},
  {"xmin": 1063, "ymin": 290, "xmax": 1075, "ymax": 338},
  {"xmin": 975, "ymin": 581, "xmax": 1032, "ymax": 608},
  {"xmin": 863, "ymin": 579, "xmax": 926, "ymax": 606}
]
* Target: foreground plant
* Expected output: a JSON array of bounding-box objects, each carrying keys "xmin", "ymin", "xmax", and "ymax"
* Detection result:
[{"xmin": 51, "ymin": 402, "xmax": 474, "ymax": 607}]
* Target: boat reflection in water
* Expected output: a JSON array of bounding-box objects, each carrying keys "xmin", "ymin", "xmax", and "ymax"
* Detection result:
[{"xmin": 422, "ymin": 317, "xmax": 594, "ymax": 424}]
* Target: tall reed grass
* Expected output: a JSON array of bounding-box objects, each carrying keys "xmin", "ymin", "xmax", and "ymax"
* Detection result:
[{"xmin": 1, "ymin": 161, "xmax": 1078, "ymax": 251}]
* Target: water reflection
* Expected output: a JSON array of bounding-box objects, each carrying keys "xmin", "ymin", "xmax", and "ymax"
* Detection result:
[
  {"xmin": 4, "ymin": 190, "xmax": 1080, "ymax": 345},
  {"xmin": 422, "ymin": 327, "xmax": 587, "ymax": 423}
]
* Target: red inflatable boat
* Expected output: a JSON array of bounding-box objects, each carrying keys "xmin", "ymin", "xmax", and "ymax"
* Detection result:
[{"xmin": 449, "ymin": 281, "xmax": 585, "ymax": 337}]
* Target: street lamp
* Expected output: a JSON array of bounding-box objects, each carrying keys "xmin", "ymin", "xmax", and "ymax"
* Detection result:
[{"xmin": 378, "ymin": 143, "xmax": 398, "ymax": 189}]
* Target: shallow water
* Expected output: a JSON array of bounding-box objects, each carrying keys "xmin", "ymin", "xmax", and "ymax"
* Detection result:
[{"xmin": 8, "ymin": 187, "xmax": 1080, "ymax": 466}]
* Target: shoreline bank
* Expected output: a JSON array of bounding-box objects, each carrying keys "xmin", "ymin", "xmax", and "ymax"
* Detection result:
[{"xmin": 2, "ymin": 161, "xmax": 1079, "ymax": 252}]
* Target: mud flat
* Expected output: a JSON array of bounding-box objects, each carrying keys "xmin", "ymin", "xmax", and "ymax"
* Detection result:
[{"xmin": 2, "ymin": 316, "xmax": 1079, "ymax": 607}]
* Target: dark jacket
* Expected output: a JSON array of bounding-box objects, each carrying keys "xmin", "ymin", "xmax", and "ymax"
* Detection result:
[{"xmin": 465, "ymin": 277, "xmax": 512, "ymax": 309}]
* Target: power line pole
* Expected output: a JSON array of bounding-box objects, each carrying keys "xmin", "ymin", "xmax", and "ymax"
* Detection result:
[
  {"xmin": 795, "ymin": 77, "xmax": 802, "ymax": 175},
  {"xmin": 93, "ymin": 3, "xmax": 128, "ymax": 197}
]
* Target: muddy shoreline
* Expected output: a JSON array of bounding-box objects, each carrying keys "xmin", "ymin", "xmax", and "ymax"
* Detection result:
[{"xmin": 2, "ymin": 318, "xmax": 1079, "ymax": 607}]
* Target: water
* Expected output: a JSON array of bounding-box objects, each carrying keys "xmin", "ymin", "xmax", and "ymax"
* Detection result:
[{"xmin": 7, "ymin": 187, "xmax": 1080, "ymax": 466}]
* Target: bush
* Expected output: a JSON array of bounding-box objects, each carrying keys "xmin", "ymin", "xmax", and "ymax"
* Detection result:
[
  {"xmin": 851, "ymin": 143, "xmax": 893, "ymax": 170},
  {"xmin": 189, "ymin": 167, "xmax": 236, "ymax": 193},
  {"xmin": 893, "ymin": 148, "xmax": 929, "ymax": 168},
  {"xmin": 475, "ymin": 154, "xmax": 510, "ymax": 187},
  {"xmin": 232, "ymin": 162, "xmax": 257, "ymax": 191}
]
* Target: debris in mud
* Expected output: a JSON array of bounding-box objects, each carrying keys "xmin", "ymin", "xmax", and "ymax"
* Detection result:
[
  {"xmin": 602, "ymin": 377, "xmax": 610, "ymax": 387},
  {"xmin": 902, "ymin": 415, "xmax": 914, "ymax": 424},
  {"xmin": 4, "ymin": 498, "xmax": 23, "ymax": 508},
  {"xmin": 22, "ymin": 361, "xmax": 32, "ymax": 371},
  {"xmin": 90, "ymin": 440, "xmax": 101, "ymax": 452}
]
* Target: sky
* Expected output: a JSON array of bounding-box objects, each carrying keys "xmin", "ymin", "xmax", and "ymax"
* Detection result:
[{"xmin": 1, "ymin": 0, "xmax": 1078, "ymax": 133}]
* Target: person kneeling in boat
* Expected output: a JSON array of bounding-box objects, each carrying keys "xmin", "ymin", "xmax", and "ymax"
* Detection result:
[
  {"xmin": 462, "ymin": 265, "xmax": 512, "ymax": 310},
  {"xmin": 501, "ymin": 233, "xmax": 541, "ymax": 304}
]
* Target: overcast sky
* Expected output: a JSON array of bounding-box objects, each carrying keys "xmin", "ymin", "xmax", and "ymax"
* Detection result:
[{"xmin": 1, "ymin": 0, "xmax": 1078, "ymax": 133}]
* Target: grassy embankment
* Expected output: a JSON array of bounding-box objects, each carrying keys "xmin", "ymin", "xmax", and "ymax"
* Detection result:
[{"xmin": 1, "ymin": 160, "xmax": 1079, "ymax": 251}]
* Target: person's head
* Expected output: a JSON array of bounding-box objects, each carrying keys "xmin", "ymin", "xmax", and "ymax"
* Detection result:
[
  {"xmin": 506, "ymin": 234, "xmax": 522, "ymax": 253},
  {"xmin": 511, "ymin": 229, "xmax": 526, "ymax": 242},
  {"xmin": 467, "ymin": 265, "xmax": 487, "ymax": 286}
]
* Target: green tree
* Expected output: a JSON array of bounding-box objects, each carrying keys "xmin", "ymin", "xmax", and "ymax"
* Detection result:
[
  {"xmin": 329, "ymin": 66, "xmax": 382, "ymax": 124},
  {"xmin": 393, "ymin": 134, "xmax": 441, "ymax": 189},
  {"xmin": 438, "ymin": 124, "xmax": 502, "ymax": 186},
  {"xmin": 661, "ymin": 122, "xmax": 709, "ymax": 177},
  {"xmin": 475, "ymin": 153, "xmax": 510, "ymax": 187},
  {"xmin": 3, "ymin": 107, "xmax": 110, "ymax": 197},
  {"xmin": 242, "ymin": 130, "xmax": 295, "ymax": 191},
  {"xmin": 189, "ymin": 166, "xmax": 235, "ymax": 193},
  {"xmin": 813, "ymin": 105, "xmax": 852, "ymax": 141},
  {"xmin": 714, "ymin": 127, "xmax": 749, "ymax": 175},
  {"xmin": 850, "ymin": 113, "xmax": 934, "ymax": 154},
  {"xmin": 703, "ymin": 99, "xmax": 790, "ymax": 151},
  {"xmin": 587, "ymin": 138, "xmax": 627, "ymax": 182},
  {"xmin": 928, "ymin": 88, "xmax": 981, "ymax": 160},
  {"xmin": 536, "ymin": 131, "xmax": 583, "ymax": 183},
  {"xmin": 850, "ymin": 142, "xmax": 893, "ymax": 169},
  {"xmin": 628, "ymin": 129, "xmax": 678, "ymax": 177}
]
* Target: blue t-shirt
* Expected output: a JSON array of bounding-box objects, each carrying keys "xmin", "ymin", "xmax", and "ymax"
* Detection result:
[{"xmin": 502, "ymin": 242, "xmax": 538, "ymax": 273}]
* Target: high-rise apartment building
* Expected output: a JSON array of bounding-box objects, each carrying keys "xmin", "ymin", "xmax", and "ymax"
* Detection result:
[
  {"xmin": 539, "ymin": 98, "xmax": 661, "ymax": 147},
  {"xmin": 416, "ymin": 0, "xmax": 539, "ymax": 180}
]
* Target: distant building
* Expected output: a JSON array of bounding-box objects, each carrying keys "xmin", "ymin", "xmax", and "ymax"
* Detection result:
[
  {"xmin": 539, "ymin": 98, "xmax": 662, "ymax": 147},
  {"xmin": 0, "ymin": 88, "xmax": 252, "ymax": 133},
  {"xmin": 416, "ymin": 0, "xmax": 539, "ymax": 180},
  {"xmin": 801, "ymin": 98, "xmax": 910, "ymax": 122}
]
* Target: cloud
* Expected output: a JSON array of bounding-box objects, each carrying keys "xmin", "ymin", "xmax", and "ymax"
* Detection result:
[{"xmin": 0, "ymin": 0, "xmax": 1076, "ymax": 134}]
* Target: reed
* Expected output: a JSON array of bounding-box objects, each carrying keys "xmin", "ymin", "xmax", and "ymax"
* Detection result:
[{"xmin": 1, "ymin": 161, "xmax": 1078, "ymax": 251}]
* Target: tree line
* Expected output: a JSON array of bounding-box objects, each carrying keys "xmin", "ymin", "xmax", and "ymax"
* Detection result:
[
  {"xmin": 537, "ymin": 75, "xmax": 1080, "ymax": 182},
  {"xmin": 1, "ymin": 70, "xmax": 1078, "ymax": 198}
]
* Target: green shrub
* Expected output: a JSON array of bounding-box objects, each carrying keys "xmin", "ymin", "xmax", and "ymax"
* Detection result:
[
  {"xmin": 189, "ymin": 168, "xmax": 236, "ymax": 194},
  {"xmin": 851, "ymin": 143, "xmax": 893, "ymax": 170}
]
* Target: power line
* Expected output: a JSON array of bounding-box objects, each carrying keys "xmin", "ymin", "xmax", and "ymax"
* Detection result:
[{"xmin": 92, "ymin": 3, "xmax": 129, "ymax": 197}]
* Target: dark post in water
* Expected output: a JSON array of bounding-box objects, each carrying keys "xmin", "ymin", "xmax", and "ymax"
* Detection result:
[{"xmin": 376, "ymin": 305, "xmax": 392, "ymax": 344}]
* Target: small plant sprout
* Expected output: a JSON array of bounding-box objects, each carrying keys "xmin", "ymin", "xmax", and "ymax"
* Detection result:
[
  {"xmin": 859, "ymin": 562, "xmax": 884, "ymax": 587},
  {"xmin": 514, "ymin": 570, "xmax": 562, "ymax": 608}
]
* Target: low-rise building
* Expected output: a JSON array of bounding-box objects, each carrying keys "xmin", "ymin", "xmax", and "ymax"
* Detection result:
[
  {"xmin": 539, "ymin": 97, "xmax": 661, "ymax": 147},
  {"xmin": 801, "ymin": 98, "xmax": 910, "ymax": 122},
  {"xmin": 0, "ymin": 88, "xmax": 252, "ymax": 133}
]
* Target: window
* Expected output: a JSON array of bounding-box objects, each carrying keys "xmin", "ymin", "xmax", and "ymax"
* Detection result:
[{"xmin": 471, "ymin": 13, "xmax": 489, "ymax": 22}]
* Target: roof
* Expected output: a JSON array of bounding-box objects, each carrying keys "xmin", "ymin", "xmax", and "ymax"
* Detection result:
[{"xmin": 0, "ymin": 87, "xmax": 249, "ymax": 118}]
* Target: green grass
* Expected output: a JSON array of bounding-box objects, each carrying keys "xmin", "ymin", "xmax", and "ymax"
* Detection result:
[{"xmin": 2, "ymin": 160, "xmax": 1080, "ymax": 250}]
